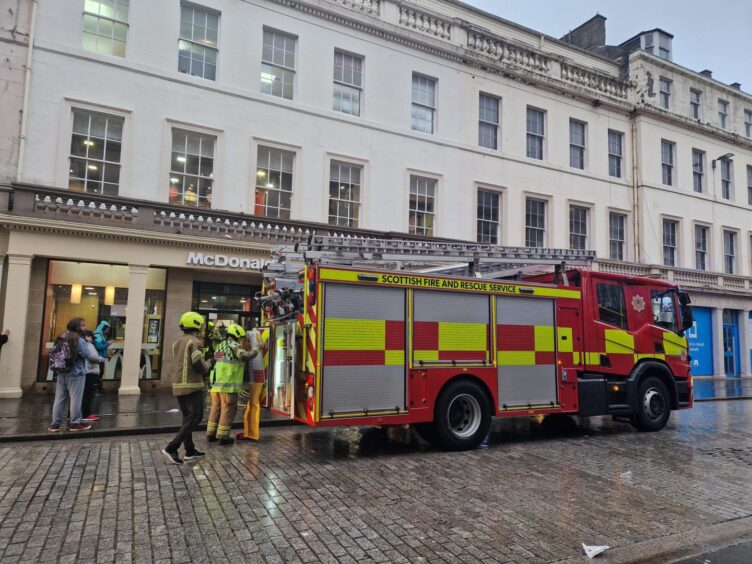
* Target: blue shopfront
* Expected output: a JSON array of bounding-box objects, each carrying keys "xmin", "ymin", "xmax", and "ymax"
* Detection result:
[{"xmin": 687, "ymin": 307, "xmax": 714, "ymax": 376}]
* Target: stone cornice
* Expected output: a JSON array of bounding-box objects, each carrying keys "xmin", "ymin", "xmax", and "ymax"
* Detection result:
[
  {"xmin": 0, "ymin": 215, "xmax": 275, "ymax": 255},
  {"xmin": 633, "ymin": 102, "xmax": 752, "ymax": 152},
  {"xmin": 265, "ymin": 0, "xmax": 632, "ymax": 112},
  {"xmin": 630, "ymin": 50, "xmax": 752, "ymax": 103}
]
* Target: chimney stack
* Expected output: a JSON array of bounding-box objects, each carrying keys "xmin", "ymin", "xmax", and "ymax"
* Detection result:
[
  {"xmin": 700, "ymin": 69, "xmax": 713, "ymax": 78},
  {"xmin": 730, "ymin": 82, "xmax": 741, "ymax": 90}
]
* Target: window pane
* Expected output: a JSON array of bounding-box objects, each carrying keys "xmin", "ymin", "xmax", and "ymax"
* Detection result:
[{"xmin": 597, "ymin": 284, "xmax": 627, "ymax": 329}]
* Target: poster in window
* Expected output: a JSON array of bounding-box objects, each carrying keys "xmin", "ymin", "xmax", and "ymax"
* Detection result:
[{"xmin": 147, "ymin": 317, "xmax": 161, "ymax": 344}]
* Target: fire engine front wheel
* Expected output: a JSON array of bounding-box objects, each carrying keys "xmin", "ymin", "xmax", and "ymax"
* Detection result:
[
  {"xmin": 435, "ymin": 380, "xmax": 491, "ymax": 451},
  {"xmin": 631, "ymin": 376, "xmax": 671, "ymax": 432}
]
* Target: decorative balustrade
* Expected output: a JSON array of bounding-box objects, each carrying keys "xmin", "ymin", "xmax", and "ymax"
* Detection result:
[
  {"xmin": 33, "ymin": 193, "xmax": 139, "ymax": 223},
  {"xmin": 7, "ymin": 184, "xmax": 441, "ymax": 247},
  {"xmin": 597, "ymin": 260, "xmax": 751, "ymax": 293},
  {"xmin": 398, "ymin": 6, "xmax": 452, "ymax": 41},
  {"xmin": 723, "ymin": 276, "xmax": 748, "ymax": 290},
  {"xmin": 672, "ymin": 269, "xmax": 721, "ymax": 288},
  {"xmin": 332, "ymin": 0, "xmax": 380, "ymax": 15},
  {"xmin": 560, "ymin": 62, "xmax": 628, "ymax": 100},
  {"xmin": 152, "ymin": 208, "xmax": 312, "ymax": 244},
  {"xmin": 595, "ymin": 260, "xmax": 652, "ymax": 277},
  {"xmin": 466, "ymin": 30, "xmax": 550, "ymax": 74}
]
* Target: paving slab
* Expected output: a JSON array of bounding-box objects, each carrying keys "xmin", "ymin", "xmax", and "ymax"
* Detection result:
[{"xmin": 0, "ymin": 401, "xmax": 751, "ymax": 561}]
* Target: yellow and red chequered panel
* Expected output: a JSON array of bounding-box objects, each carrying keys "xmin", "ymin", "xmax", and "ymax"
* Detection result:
[
  {"xmin": 323, "ymin": 318, "xmax": 405, "ymax": 366},
  {"xmin": 413, "ymin": 321, "xmax": 489, "ymax": 362},
  {"xmin": 496, "ymin": 324, "xmax": 555, "ymax": 365}
]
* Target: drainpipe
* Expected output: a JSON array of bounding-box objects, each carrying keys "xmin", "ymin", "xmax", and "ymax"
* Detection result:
[
  {"xmin": 630, "ymin": 108, "xmax": 640, "ymax": 263},
  {"xmin": 15, "ymin": 0, "xmax": 39, "ymax": 183}
]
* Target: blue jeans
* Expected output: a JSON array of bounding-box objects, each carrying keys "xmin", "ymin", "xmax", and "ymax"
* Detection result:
[{"xmin": 52, "ymin": 373, "xmax": 86, "ymax": 425}]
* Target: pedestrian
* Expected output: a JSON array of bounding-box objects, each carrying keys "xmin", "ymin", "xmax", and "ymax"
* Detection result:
[
  {"xmin": 0, "ymin": 328, "xmax": 9, "ymax": 352},
  {"xmin": 80, "ymin": 330, "xmax": 102, "ymax": 423},
  {"xmin": 91, "ymin": 321, "xmax": 111, "ymax": 393},
  {"xmin": 207, "ymin": 324, "xmax": 258, "ymax": 445},
  {"xmin": 237, "ymin": 327, "xmax": 268, "ymax": 442},
  {"xmin": 48, "ymin": 318, "xmax": 106, "ymax": 433},
  {"xmin": 162, "ymin": 311, "xmax": 213, "ymax": 465}
]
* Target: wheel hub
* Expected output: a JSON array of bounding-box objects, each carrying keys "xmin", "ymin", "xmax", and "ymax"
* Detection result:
[
  {"xmin": 643, "ymin": 388, "xmax": 665, "ymax": 420},
  {"xmin": 447, "ymin": 393, "xmax": 481, "ymax": 438}
]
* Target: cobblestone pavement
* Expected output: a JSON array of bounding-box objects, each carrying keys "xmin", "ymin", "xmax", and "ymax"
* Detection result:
[{"xmin": 1, "ymin": 401, "xmax": 752, "ymax": 563}]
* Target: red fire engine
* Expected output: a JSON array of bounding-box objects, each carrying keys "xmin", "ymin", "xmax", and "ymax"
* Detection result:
[{"xmin": 258, "ymin": 236, "xmax": 693, "ymax": 451}]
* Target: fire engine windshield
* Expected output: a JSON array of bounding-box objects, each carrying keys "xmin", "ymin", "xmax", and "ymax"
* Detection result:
[{"xmin": 650, "ymin": 290, "xmax": 678, "ymax": 333}]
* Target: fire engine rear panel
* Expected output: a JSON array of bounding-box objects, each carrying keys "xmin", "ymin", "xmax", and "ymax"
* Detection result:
[
  {"xmin": 412, "ymin": 291, "xmax": 491, "ymax": 364},
  {"xmin": 496, "ymin": 296, "xmax": 558, "ymax": 407},
  {"xmin": 321, "ymin": 284, "xmax": 406, "ymax": 416}
]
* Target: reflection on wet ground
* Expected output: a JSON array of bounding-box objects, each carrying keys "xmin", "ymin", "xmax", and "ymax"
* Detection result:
[
  {"xmin": 0, "ymin": 390, "xmax": 287, "ymax": 438},
  {"xmin": 2, "ymin": 401, "xmax": 752, "ymax": 562},
  {"xmin": 694, "ymin": 377, "xmax": 752, "ymax": 400}
]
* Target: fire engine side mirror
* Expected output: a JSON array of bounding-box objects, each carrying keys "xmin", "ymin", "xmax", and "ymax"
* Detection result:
[{"xmin": 681, "ymin": 306, "xmax": 693, "ymax": 335}]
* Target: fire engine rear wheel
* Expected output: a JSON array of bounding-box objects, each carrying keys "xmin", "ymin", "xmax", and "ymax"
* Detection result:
[
  {"xmin": 435, "ymin": 380, "xmax": 491, "ymax": 451},
  {"xmin": 632, "ymin": 376, "xmax": 671, "ymax": 432}
]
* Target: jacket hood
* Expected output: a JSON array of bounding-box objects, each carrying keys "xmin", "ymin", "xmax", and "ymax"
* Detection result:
[{"xmin": 94, "ymin": 321, "xmax": 110, "ymax": 334}]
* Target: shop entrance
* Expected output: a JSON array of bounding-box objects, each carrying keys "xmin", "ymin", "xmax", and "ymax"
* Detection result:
[
  {"xmin": 192, "ymin": 281, "xmax": 261, "ymax": 330},
  {"xmin": 723, "ymin": 310, "xmax": 740, "ymax": 377}
]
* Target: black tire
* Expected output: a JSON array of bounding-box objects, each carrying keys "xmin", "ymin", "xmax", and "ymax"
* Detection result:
[
  {"xmin": 434, "ymin": 380, "xmax": 492, "ymax": 451},
  {"xmin": 631, "ymin": 376, "xmax": 671, "ymax": 432},
  {"xmin": 414, "ymin": 422, "xmax": 439, "ymax": 446}
]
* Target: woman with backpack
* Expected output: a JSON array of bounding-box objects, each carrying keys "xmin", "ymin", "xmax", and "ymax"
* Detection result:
[{"xmin": 48, "ymin": 318, "xmax": 106, "ymax": 433}]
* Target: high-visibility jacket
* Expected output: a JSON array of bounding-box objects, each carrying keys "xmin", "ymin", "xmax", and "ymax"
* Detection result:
[{"xmin": 211, "ymin": 339, "xmax": 257, "ymax": 394}]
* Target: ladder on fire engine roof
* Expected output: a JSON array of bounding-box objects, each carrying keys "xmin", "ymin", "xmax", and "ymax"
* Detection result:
[{"xmin": 264, "ymin": 234, "xmax": 595, "ymax": 281}]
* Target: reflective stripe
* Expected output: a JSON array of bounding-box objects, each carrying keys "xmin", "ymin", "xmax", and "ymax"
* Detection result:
[
  {"xmin": 557, "ymin": 327, "xmax": 573, "ymax": 353},
  {"xmin": 318, "ymin": 268, "xmax": 581, "ymax": 299},
  {"xmin": 438, "ymin": 322, "xmax": 487, "ymax": 351},
  {"xmin": 585, "ymin": 352, "xmax": 602, "ymax": 365},
  {"xmin": 534, "ymin": 326, "xmax": 555, "ymax": 352},
  {"xmin": 664, "ymin": 332, "xmax": 687, "ymax": 356},
  {"xmin": 385, "ymin": 350, "xmax": 404, "ymax": 365},
  {"xmin": 497, "ymin": 351, "xmax": 536, "ymax": 365},
  {"xmin": 604, "ymin": 330, "xmax": 635, "ymax": 354},
  {"xmin": 414, "ymin": 350, "xmax": 439, "ymax": 361},
  {"xmin": 325, "ymin": 318, "xmax": 385, "ymax": 350}
]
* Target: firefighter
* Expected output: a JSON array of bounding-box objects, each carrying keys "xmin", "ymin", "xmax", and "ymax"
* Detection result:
[
  {"xmin": 206, "ymin": 324, "xmax": 258, "ymax": 445},
  {"xmin": 237, "ymin": 327, "xmax": 268, "ymax": 442},
  {"xmin": 161, "ymin": 312, "xmax": 213, "ymax": 465}
]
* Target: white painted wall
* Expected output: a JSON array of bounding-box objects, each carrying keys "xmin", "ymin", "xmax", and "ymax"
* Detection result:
[{"xmin": 13, "ymin": 0, "xmax": 752, "ymax": 276}]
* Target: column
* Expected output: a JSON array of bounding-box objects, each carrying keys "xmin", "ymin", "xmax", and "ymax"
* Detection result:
[
  {"xmin": 119, "ymin": 265, "xmax": 148, "ymax": 396},
  {"xmin": 740, "ymin": 310, "xmax": 752, "ymax": 377},
  {"xmin": 711, "ymin": 307, "xmax": 724, "ymax": 377},
  {"xmin": 0, "ymin": 255, "xmax": 33, "ymax": 398}
]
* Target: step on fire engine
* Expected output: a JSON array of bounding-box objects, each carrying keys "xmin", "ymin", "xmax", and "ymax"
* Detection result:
[{"xmin": 256, "ymin": 235, "xmax": 694, "ymax": 451}]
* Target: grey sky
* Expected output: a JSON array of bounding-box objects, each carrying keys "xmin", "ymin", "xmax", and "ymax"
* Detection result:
[{"xmin": 462, "ymin": 0, "xmax": 752, "ymax": 93}]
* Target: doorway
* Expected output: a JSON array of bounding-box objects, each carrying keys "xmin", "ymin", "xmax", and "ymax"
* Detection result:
[{"xmin": 723, "ymin": 310, "xmax": 740, "ymax": 377}]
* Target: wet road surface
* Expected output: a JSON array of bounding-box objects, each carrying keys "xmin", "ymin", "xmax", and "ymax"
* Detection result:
[{"xmin": 1, "ymin": 401, "xmax": 752, "ymax": 562}]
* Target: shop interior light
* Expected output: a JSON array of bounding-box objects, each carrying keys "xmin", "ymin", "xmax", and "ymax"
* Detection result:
[
  {"xmin": 104, "ymin": 285, "xmax": 116, "ymax": 306},
  {"xmin": 70, "ymin": 283, "xmax": 82, "ymax": 304},
  {"xmin": 170, "ymin": 177, "xmax": 179, "ymax": 183},
  {"xmin": 177, "ymin": 156, "xmax": 186, "ymax": 162},
  {"xmin": 257, "ymin": 170, "xmax": 266, "ymax": 178}
]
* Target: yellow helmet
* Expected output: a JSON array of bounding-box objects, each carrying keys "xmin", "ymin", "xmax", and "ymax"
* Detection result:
[
  {"xmin": 179, "ymin": 311, "xmax": 205, "ymax": 331},
  {"xmin": 208, "ymin": 322, "xmax": 215, "ymax": 329},
  {"xmin": 226, "ymin": 323, "xmax": 246, "ymax": 340}
]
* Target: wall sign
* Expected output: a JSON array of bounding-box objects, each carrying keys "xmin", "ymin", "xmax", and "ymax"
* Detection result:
[
  {"xmin": 687, "ymin": 307, "xmax": 713, "ymax": 376},
  {"xmin": 187, "ymin": 252, "xmax": 270, "ymax": 270}
]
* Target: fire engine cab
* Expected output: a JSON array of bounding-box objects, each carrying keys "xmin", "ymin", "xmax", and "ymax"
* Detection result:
[{"xmin": 257, "ymin": 235, "xmax": 694, "ymax": 451}]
